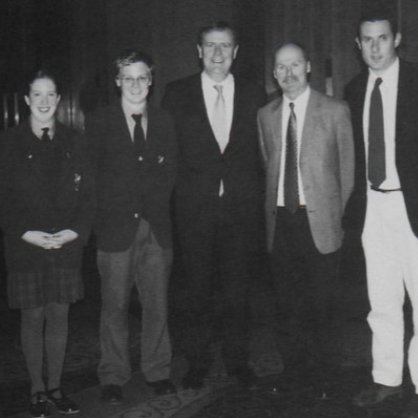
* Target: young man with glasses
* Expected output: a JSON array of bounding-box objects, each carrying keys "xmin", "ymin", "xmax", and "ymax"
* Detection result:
[{"xmin": 85, "ymin": 49, "xmax": 177, "ymax": 403}]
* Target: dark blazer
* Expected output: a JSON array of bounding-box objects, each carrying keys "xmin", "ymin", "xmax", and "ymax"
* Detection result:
[
  {"xmin": 85, "ymin": 102, "xmax": 177, "ymax": 252},
  {"xmin": 258, "ymin": 88, "xmax": 354, "ymax": 254},
  {"xmin": 344, "ymin": 59, "xmax": 418, "ymax": 237},
  {"xmin": 0, "ymin": 121, "xmax": 95, "ymax": 273},
  {"xmin": 162, "ymin": 74, "xmax": 266, "ymax": 240}
]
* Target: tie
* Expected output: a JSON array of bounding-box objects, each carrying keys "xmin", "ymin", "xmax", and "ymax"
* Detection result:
[
  {"xmin": 368, "ymin": 77, "xmax": 385, "ymax": 187},
  {"xmin": 41, "ymin": 127, "xmax": 51, "ymax": 141},
  {"xmin": 132, "ymin": 114, "xmax": 146, "ymax": 159},
  {"xmin": 284, "ymin": 102, "xmax": 299, "ymax": 214},
  {"xmin": 212, "ymin": 85, "xmax": 228, "ymax": 153}
]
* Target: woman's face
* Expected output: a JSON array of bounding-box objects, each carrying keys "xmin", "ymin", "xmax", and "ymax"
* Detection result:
[{"xmin": 25, "ymin": 77, "xmax": 60, "ymax": 125}]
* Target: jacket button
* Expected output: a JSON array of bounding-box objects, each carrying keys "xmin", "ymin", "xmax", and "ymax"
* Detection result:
[{"xmin": 134, "ymin": 213, "xmax": 139, "ymax": 218}]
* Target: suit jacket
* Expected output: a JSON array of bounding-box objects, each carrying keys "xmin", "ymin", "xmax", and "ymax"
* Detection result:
[
  {"xmin": 162, "ymin": 73, "xmax": 266, "ymax": 240},
  {"xmin": 258, "ymin": 88, "xmax": 354, "ymax": 255},
  {"xmin": 344, "ymin": 59, "xmax": 418, "ymax": 237},
  {"xmin": 85, "ymin": 102, "xmax": 177, "ymax": 252},
  {"xmin": 0, "ymin": 121, "xmax": 95, "ymax": 272}
]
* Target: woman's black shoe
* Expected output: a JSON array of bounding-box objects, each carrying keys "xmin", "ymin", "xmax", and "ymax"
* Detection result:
[{"xmin": 29, "ymin": 392, "xmax": 51, "ymax": 418}]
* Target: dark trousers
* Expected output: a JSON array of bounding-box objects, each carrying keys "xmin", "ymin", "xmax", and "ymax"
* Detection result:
[
  {"xmin": 178, "ymin": 198, "xmax": 252, "ymax": 374},
  {"xmin": 270, "ymin": 207, "xmax": 342, "ymax": 380}
]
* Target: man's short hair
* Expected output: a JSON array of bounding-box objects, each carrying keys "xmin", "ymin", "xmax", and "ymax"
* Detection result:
[
  {"xmin": 197, "ymin": 21, "xmax": 238, "ymax": 46},
  {"xmin": 114, "ymin": 48, "xmax": 155, "ymax": 78},
  {"xmin": 358, "ymin": 7, "xmax": 399, "ymax": 38}
]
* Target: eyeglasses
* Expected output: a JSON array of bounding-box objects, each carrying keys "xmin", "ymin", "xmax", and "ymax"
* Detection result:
[{"xmin": 119, "ymin": 75, "xmax": 151, "ymax": 85}]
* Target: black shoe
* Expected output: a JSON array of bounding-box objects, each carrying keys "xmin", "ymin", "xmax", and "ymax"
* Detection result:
[
  {"xmin": 182, "ymin": 368, "xmax": 208, "ymax": 390},
  {"xmin": 404, "ymin": 394, "xmax": 418, "ymax": 418},
  {"xmin": 100, "ymin": 384, "xmax": 123, "ymax": 404},
  {"xmin": 47, "ymin": 388, "xmax": 79, "ymax": 414},
  {"xmin": 146, "ymin": 379, "xmax": 177, "ymax": 396},
  {"xmin": 353, "ymin": 383, "xmax": 402, "ymax": 407},
  {"xmin": 232, "ymin": 367, "xmax": 258, "ymax": 390},
  {"xmin": 29, "ymin": 392, "xmax": 51, "ymax": 418}
]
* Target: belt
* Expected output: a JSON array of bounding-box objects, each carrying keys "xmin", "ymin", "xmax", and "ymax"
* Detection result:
[
  {"xmin": 277, "ymin": 205, "xmax": 306, "ymax": 210},
  {"xmin": 370, "ymin": 185, "xmax": 402, "ymax": 193}
]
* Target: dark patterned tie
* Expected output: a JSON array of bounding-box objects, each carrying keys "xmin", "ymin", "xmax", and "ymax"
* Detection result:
[
  {"xmin": 368, "ymin": 77, "xmax": 385, "ymax": 187},
  {"xmin": 41, "ymin": 127, "xmax": 51, "ymax": 141},
  {"xmin": 284, "ymin": 102, "xmax": 299, "ymax": 213},
  {"xmin": 132, "ymin": 114, "xmax": 146, "ymax": 159}
]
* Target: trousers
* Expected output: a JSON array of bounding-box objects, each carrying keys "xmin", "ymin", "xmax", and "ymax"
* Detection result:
[
  {"xmin": 97, "ymin": 218, "xmax": 173, "ymax": 385},
  {"xmin": 363, "ymin": 189, "xmax": 418, "ymax": 391},
  {"xmin": 270, "ymin": 207, "xmax": 342, "ymax": 379}
]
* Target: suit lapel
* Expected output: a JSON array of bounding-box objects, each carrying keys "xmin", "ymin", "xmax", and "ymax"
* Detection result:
[
  {"xmin": 228, "ymin": 80, "xmax": 245, "ymax": 150},
  {"xmin": 110, "ymin": 103, "xmax": 135, "ymax": 152},
  {"xmin": 353, "ymin": 72, "xmax": 368, "ymax": 138},
  {"xmin": 271, "ymin": 98, "xmax": 283, "ymax": 169},
  {"xmin": 192, "ymin": 75, "xmax": 226, "ymax": 154},
  {"xmin": 301, "ymin": 89, "xmax": 320, "ymax": 161}
]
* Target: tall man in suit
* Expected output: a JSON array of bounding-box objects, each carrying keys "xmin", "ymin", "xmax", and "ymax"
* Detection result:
[
  {"xmin": 162, "ymin": 21, "xmax": 266, "ymax": 390},
  {"xmin": 85, "ymin": 49, "xmax": 177, "ymax": 403},
  {"xmin": 258, "ymin": 43, "xmax": 354, "ymax": 396},
  {"xmin": 345, "ymin": 10, "xmax": 418, "ymax": 415}
]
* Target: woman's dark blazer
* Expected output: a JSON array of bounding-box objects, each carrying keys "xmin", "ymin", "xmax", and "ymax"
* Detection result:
[{"xmin": 0, "ymin": 121, "xmax": 96, "ymax": 273}]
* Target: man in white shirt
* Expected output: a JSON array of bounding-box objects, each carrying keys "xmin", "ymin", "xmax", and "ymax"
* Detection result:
[
  {"xmin": 162, "ymin": 21, "xmax": 266, "ymax": 390},
  {"xmin": 258, "ymin": 42, "xmax": 354, "ymax": 398},
  {"xmin": 345, "ymin": 10, "xmax": 418, "ymax": 416}
]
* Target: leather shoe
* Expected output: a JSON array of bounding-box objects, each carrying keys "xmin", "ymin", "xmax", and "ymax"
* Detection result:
[
  {"xmin": 182, "ymin": 368, "xmax": 208, "ymax": 390},
  {"xmin": 146, "ymin": 379, "xmax": 177, "ymax": 396},
  {"xmin": 404, "ymin": 394, "xmax": 418, "ymax": 418},
  {"xmin": 353, "ymin": 383, "xmax": 402, "ymax": 407},
  {"xmin": 101, "ymin": 384, "xmax": 123, "ymax": 404},
  {"xmin": 232, "ymin": 367, "xmax": 258, "ymax": 390}
]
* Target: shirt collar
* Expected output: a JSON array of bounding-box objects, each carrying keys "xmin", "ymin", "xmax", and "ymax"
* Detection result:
[
  {"xmin": 121, "ymin": 100, "xmax": 148, "ymax": 121},
  {"xmin": 368, "ymin": 57, "xmax": 399, "ymax": 85},
  {"xmin": 201, "ymin": 71, "xmax": 234, "ymax": 88},
  {"xmin": 283, "ymin": 85, "xmax": 311, "ymax": 109}
]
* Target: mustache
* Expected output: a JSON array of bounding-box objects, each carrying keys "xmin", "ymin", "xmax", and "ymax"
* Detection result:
[{"xmin": 283, "ymin": 76, "xmax": 298, "ymax": 82}]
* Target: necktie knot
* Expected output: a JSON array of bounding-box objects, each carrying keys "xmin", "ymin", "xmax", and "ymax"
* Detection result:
[
  {"xmin": 41, "ymin": 127, "xmax": 51, "ymax": 141},
  {"xmin": 375, "ymin": 77, "xmax": 383, "ymax": 88},
  {"xmin": 214, "ymin": 84, "xmax": 223, "ymax": 95},
  {"xmin": 289, "ymin": 102, "xmax": 295, "ymax": 111},
  {"xmin": 132, "ymin": 113, "xmax": 142, "ymax": 124}
]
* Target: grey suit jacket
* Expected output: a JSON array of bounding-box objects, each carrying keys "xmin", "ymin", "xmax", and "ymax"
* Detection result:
[{"xmin": 257, "ymin": 88, "xmax": 354, "ymax": 254}]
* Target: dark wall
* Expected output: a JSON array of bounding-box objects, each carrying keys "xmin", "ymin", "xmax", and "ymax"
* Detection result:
[{"xmin": 1, "ymin": 0, "xmax": 418, "ymax": 130}]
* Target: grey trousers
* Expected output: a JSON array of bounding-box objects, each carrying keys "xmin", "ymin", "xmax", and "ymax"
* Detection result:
[{"xmin": 97, "ymin": 219, "xmax": 173, "ymax": 385}]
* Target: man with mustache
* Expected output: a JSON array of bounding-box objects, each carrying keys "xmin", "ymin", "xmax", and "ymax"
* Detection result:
[{"xmin": 257, "ymin": 42, "xmax": 354, "ymax": 398}]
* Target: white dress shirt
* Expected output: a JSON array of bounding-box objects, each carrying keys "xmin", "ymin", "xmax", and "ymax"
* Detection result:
[
  {"xmin": 277, "ymin": 86, "xmax": 310, "ymax": 206},
  {"xmin": 363, "ymin": 58, "xmax": 400, "ymax": 189},
  {"xmin": 201, "ymin": 71, "xmax": 235, "ymax": 146}
]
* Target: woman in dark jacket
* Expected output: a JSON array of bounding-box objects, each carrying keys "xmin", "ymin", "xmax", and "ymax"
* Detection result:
[{"xmin": 0, "ymin": 70, "xmax": 95, "ymax": 418}]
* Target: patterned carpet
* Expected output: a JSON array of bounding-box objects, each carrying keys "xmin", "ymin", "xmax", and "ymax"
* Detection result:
[{"xmin": 1, "ymin": 236, "xmax": 416, "ymax": 418}]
